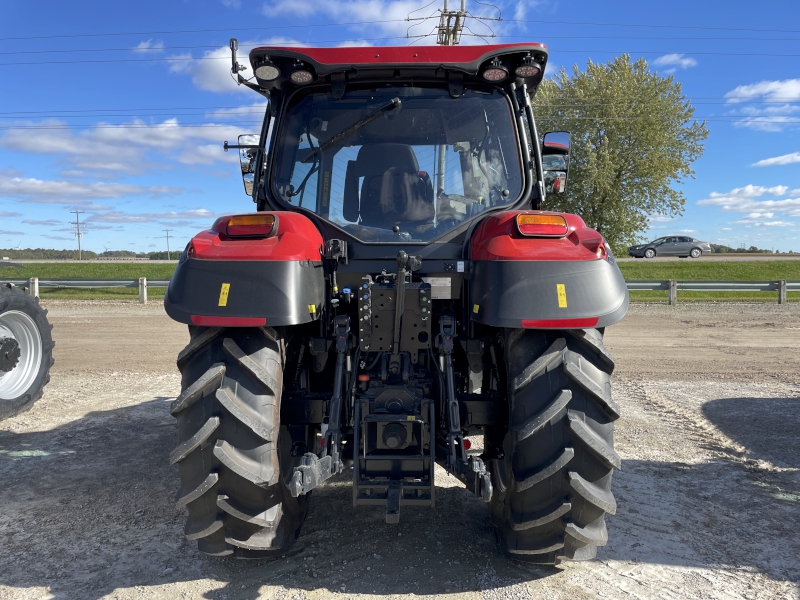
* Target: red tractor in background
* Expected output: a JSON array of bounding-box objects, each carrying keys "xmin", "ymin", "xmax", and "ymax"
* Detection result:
[{"xmin": 165, "ymin": 41, "xmax": 628, "ymax": 564}]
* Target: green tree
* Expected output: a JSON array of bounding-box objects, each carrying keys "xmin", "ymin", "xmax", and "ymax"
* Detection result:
[{"xmin": 534, "ymin": 55, "xmax": 708, "ymax": 253}]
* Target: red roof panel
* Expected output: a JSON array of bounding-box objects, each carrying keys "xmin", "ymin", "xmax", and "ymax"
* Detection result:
[{"xmin": 250, "ymin": 43, "xmax": 546, "ymax": 68}]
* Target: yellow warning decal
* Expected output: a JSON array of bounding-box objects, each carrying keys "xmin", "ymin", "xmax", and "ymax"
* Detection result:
[
  {"xmin": 556, "ymin": 284, "xmax": 567, "ymax": 308},
  {"xmin": 406, "ymin": 415, "xmax": 415, "ymax": 421},
  {"xmin": 308, "ymin": 304, "xmax": 317, "ymax": 314},
  {"xmin": 218, "ymin": 283, "xmax": 230, "ymax": 307},
  {"xmin": 473, "ymin": 304, "xmax": 480, "ymax": 314}
]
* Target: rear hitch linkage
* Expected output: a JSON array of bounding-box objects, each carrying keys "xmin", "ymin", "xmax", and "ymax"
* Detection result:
[
  {"xmin": 289, "ymin": 315, "xmax": 352, "ymax": 497},
  {"xmin": 438, "ymin": 316, "xmax": 493, "ymax": 503}
]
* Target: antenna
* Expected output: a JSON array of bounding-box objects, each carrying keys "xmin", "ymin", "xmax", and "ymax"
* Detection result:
[
  {"xmin": 70, "ymin": 209, "xmax": 85, "ymax": 261},
  {"xmin": 163, "ymin": 229, "xmax": 172, "ymax": 261}
]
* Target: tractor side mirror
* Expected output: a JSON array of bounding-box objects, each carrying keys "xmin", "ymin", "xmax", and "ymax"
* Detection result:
[
  {"xmin": 542, "ymin": 131, "xmax": 570, "ymax": 195},
  {"xmin": 237, "ymin": 134, "xmax": 259, "ymax": 196}
]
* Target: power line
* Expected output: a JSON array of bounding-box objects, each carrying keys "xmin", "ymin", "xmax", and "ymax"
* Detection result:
[
  {"xmin": 0, "ymin": 100, "xmax": 796, "ymax": 120},
  {"xmin": 505, "ymin": 18, "xmax": 800, "ymax": 34},
  {"xmin": 0, "ymin": 97, "xmax": 795, "ymax": 116},
  {"xmin": 0, "ymin": 123, "xmax": 263, "ymax": 130},
  {"xmin": 3, "ymin": 32, "xmax": 800, "ymax": 56},
  {"xmin": 2, "ymin": 16, "xmax": 799, "ymax": 44},
  {"xmin": 2, "ymin": 117, "xmax": 797, "ymax": 132},
  {"xmin": 0, "ymin": 19, "xmax": 421, "ymax": 42},
  {"xmin": 3, "ymin": 47, "xmax": 800, "ymax": 67}
]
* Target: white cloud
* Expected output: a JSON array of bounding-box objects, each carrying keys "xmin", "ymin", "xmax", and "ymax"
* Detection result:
[
  {"xmin": 167, "ymin": 38, "xmax": 303, "ymax": 94},
  {"xmin": 512, "ymin": 1, "xmax": 541, "ymax": 23},
  {"xmin": 725, "ymin": 78, "xmax": 800, "ymax": 104},
  {"xmin": 132, "ymin": 39, "xmax": 164, "ymax": 53},
  {"xmin": 647, "ymin": 213, "xmax": 675, "ymax": 223},
  {"xmin": 0, "ymin": 172, "xmax": 180, "ymax": 203},
  {"xmin": 722, "ymin": 227, "xmax": 732, "ymax": 231},
  {"xmin": 22, "ymin": 219, "xmax": 62, "ymax": 226},
  {"xmin": 652, "ymin": 53, "xmax": 698, "ymax": 73},
  {"xmin": 725, "ymin": 79, "xmax": 800, "ymax": 131},
  {"xmin": 678, "ymin": 229, "xmax": 698, "ymax": 233},
  {"xmin": 0, "ymin": 230, "xmax": 24, "ymax": 235},
  {"xmin": 0, "ymin": 211, "xmax": 21, "ymax": 217},
  {"xmin": 753, "ymin": 152, "xmax": 800, "ymax": 167},
  {"xmin": 732, "ymin": 219, "xmax": 795, "ymax": 227},
  {"xmin": 221, "ymin": 0, "xmax": 241, "ymax": 7},
  {"xmin": 0, "ymin": 118, "xmax": 247, "ymax": 175},
  {"xmin": 87, "ymin": 209, "xmax": 216, "ymax": 224},
  {"xmin": 264, "ymin": 1, "xmax": 497, "ymax": 45},
  {"xmin": 697, "ymin": 184, "xmax": 800, "ymax": 232}
]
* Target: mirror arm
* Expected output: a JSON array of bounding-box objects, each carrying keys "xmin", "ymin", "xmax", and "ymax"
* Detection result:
[
  {"xmin": 223, "ymin": 142, "xmax": 260, "ymax": 152},
  {"xmin": 520, "ymin": 83, "xmax": 545, "ymax": 209},
  {"xmin": 237, "ymin": 76, "xmax": 271, "ymax": 98}
]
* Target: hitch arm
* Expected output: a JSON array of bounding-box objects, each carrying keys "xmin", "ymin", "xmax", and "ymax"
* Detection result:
[
  {"xmin": 289, "ymin": 315, "xmax": 351, "ymax": 497},
  {"xmin": 437, "ymin": 317, "xmax": 493, "ymax": 502},
  {"xmin": 438, "ymin": 316, "xmax": 465, "ymax": 472}
]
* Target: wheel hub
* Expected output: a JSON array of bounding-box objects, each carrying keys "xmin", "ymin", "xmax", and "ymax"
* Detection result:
[{"xmin": 0, "ymin": 337, "xmax": 20, "ymax": 373}]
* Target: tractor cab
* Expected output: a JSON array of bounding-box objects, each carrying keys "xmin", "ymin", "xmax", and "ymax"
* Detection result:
[{"xmin": 236, "ymin": 44, "xmax": 554, "ymax": 239}]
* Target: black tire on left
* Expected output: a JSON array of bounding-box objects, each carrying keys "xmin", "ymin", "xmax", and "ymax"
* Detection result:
[
  {"xmin": 0, "ymin": 284, "xmax": 54, "ymax": 421},
  {"xmin": 170, "ymin": 326, "xmax": 309, "ymax": 558}
]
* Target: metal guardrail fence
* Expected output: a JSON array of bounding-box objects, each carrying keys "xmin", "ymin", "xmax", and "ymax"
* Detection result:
[
  {"xmin": 1, "ymin": 278, "xmax": 798, "ymax": 305},
  {"xmin": 623, "ymin": 279, "xmax": 796, "ymax": 304}
]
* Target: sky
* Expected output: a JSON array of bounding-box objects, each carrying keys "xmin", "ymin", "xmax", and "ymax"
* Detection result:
[{"xmin": 1, "ymin": 0, "xmax": 799, "ymax": 253}]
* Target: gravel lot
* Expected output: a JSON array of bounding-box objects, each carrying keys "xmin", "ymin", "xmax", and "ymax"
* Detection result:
[{"xmin": 1, "ymin": 301, "xmax": 799, "ymax": 600}]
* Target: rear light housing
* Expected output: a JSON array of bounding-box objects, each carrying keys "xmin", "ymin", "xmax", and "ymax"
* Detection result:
[
  {"xmin": 516, "ymin": 214, "xmax": 568, "ymax": 237},
  {"xmin": 225, "ymin": 214, "xmax": 278, "ymax": 238}
]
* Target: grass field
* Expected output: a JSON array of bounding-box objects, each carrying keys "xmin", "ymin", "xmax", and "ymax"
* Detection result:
[
  {"xmin": 619, "ymin": 261, "xmax": 800, "ymax": 302},
  {"xmin": 1, "ymin": 261, "xmax": 798, "ymax": 302},
  {"xmin": 0, "ymin": 264, "xmax": 171, "ymax": 300},
  {"xmin": 617, "ymin": 260, "xmax": 800, "ymax": 281}
]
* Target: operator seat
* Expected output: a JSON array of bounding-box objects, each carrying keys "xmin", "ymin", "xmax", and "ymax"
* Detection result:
[{"xmin": 342, "ymin": 143, "xmax": 434, "ymax": 228}]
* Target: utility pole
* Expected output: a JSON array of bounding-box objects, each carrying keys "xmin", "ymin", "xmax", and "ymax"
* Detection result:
[
  {"xmin": 434, "ymin": 1, "xmax": 467, "ymax": 205},
  {"xmin": 163, "ymin": 229, "xmax": 172, "ymax": 261},
  {"xmin": 70, "ymin": 209, "xmax": 85, "ymax": 261},
  {"xmin": 437, "ymin": 0, "xmax": 467, "ymax": 46}
]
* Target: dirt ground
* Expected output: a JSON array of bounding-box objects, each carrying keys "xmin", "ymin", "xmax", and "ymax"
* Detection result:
[{"xmin": 1, "ymin": 301, "xmax": 799, "ymax": 600}]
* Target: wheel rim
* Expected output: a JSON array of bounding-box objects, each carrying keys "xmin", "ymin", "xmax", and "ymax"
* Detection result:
[
  {"xmin": 645, "ymin": 250, "xmax": 654, "ymax": 258},
  {"xmin": 0, "ymin": 310, "xmax": 43, "ymax": 400},
  {"xmin": 692, "ymin": 249, "xmax": 700, "ymax": 257}
]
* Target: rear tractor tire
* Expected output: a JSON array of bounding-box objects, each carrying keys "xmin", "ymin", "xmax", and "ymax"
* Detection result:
[
  {"xmin": 0, "ymin": 284, "xmax": 54, "ymax": 421},
  {"xmin": 489, "ymin": 328, "xmax": 620, "ymax": 564},
  {"xmin": 170, "ymin": 326, "xmax": 309, "ymax": 558}
]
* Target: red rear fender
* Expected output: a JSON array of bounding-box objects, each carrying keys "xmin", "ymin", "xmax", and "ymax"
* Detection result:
[
  {"xmin": 471, "ymin": 210, "xmax": 607, "ymax": 261},
  {"xmin": 188, "ymin": 212, "xmax": 323, "ymax": 261}
]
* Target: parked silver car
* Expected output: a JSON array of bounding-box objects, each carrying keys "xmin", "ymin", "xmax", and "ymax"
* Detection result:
[{"xmin": 628, "ymin": 236, "xmax": 712, "ymax": 258}]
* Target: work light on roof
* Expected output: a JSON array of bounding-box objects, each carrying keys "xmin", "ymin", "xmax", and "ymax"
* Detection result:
[
  {"xmin": 289, "ymin": 68, "xmax": 314, "ymax": 85},
  {"xmin": 514, "ymin": 55, "xmax": 542, "ymax": 78},
  {"xmin": 254, "ymin": 59, "xmax": 280, "ymax": 82},
  {"xmin": 482, "ymin": 58, "xmax": 508, "ymax": 82}
]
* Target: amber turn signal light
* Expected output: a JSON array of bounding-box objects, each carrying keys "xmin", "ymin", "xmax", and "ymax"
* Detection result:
[
  {"xmin": 516, "ymin": 214, "xmax": 568, "ymax": 237},
  {"xmin": 226, "ymin": 214, "xmax": 277, "ymax": 237}
]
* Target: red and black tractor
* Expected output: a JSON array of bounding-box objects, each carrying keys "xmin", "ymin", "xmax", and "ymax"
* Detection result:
[{"xmin": 165, "ymin": 41, "xmax": 628, "ymax": 564}]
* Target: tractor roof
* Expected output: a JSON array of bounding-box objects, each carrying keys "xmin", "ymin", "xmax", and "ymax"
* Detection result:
[{"xmin": 247, "ymin": 44, "xmax": 549, "ymax": 93}]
